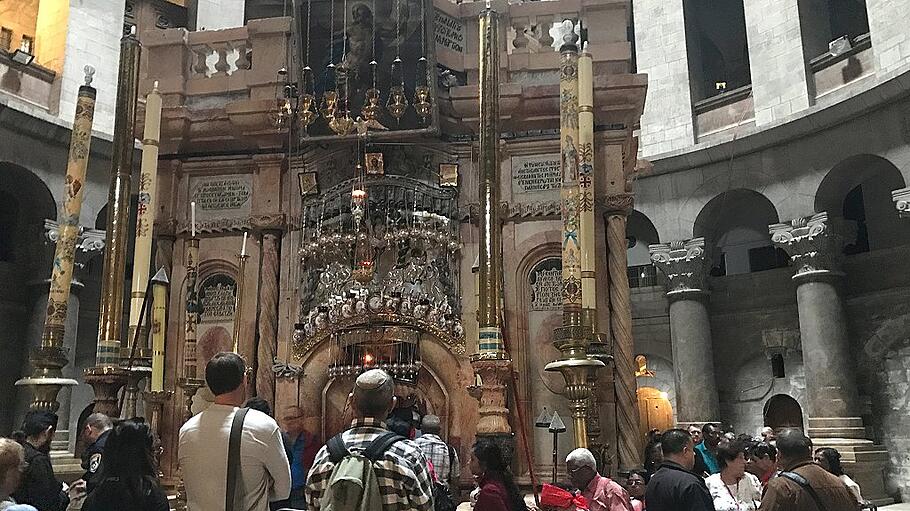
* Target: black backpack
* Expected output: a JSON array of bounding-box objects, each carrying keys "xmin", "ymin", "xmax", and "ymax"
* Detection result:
[{"xmin": 433, "ymin": 446, "xmax": 457, "ymax": 511}]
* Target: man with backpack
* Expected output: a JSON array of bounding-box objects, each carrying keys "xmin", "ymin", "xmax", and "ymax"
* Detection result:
[
  {"xmin": 415, "ymin": 415, "xmax": 460, "ymax": 511},
  {"xmin": 304, "ymin": 369, "xmax": 434, "ymax": 511}
]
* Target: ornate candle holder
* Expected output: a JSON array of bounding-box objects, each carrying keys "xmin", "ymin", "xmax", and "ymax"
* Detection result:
[
  {"xmin": 320, "ymin": 90, "xmax": 338, "ymax": 120},
  {"xmin": 414, "ymin": 85, "xmax": 431, "ymax": 120},
  {"xmin": 297, "ymin": 94, "xmax": 317, "ymax": 130},
  {"xmin": 269, "ymin": 97, "xmax": 293, "ymax": 131},
  {"xmin": 362, "ymin": 88, "xmax": 383, "ymax": 121},
  {"xmin": 387, "ymin": 85, "xmax": 408, "ymax": 121},
  {"xmin": 175, "ymin": 377, "xmax": 204, "ymax": 423}
]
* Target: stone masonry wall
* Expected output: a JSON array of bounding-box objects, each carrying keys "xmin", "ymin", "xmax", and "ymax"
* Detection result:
[
  {"xmin": 874, "ymin": 338, "xmax": 910, "ymax": 501},
  {"xmin": 866, "ymin": 0, "xmax": 910, "ymax": 77},
  {"xmin": 56, "ymin": 0, "xmax": 127, "ymax": 136},
  {"xmin": 633, "ymin": 0, "xmax": 694, "ymax": 157},
  {"xmin": 741, "ymin": 0, "xmax": 811, "ymax": 126},
  {"xmin": 195, "ymin": 0, "xmax": 244, "ymax": 31}
]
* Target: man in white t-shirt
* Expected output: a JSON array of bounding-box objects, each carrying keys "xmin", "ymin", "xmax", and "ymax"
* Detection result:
[{"xmin": 179, "ymin": 352, "xmax": 291, "ymax": 511}]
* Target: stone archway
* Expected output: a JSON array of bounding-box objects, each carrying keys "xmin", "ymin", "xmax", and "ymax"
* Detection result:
[{"xmin": 763, "ymin": 394, "xmax": 804, "ymax": 431}]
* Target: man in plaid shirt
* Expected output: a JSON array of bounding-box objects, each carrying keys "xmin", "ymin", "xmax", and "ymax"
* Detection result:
[
  {"xmin": 415, "ymin": 415, "xmax": 460, "ymax": 499},
  {"xmin": 304, "ymin": 369, "xmax": 434, "ymax": 511}
]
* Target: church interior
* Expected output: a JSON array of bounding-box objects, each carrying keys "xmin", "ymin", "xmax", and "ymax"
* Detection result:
[{"xmin": 2, "ymin": 0, "xmax": 910, "ymax": 507}]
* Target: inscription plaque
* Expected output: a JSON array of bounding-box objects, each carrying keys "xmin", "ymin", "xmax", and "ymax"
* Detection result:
[
  {"xmin": 529, "ymin": 258, "xmax": 562, "ymax": 311},
  {"xmin": 511, "ymin": 154, "xmax": 561, "ymax": 195},
  {"xmin": 435, "ymin": 10, "xmax": 465, "ymax": 54}
]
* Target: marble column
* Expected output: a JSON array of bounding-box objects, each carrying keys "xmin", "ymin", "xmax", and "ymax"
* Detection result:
[
  {"xmin": 252, "ymin": 215, "xmax": 285, "ymax": 407},
  {"xmin": 649, "ymin": 238, "xmax": 720, "ymax": 424},
  {"xmin": 770, "ymin": 212, "xmax": 892, "ymax": 505}
]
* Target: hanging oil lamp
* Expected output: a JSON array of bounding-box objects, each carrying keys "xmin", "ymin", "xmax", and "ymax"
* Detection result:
[
  {"xmin": 351, "ymin": 160, "xmax": 373, "ymax": 283},
  {"xmin": 413, "ymin": 57, "xmax": 431, "ymax": 121},
  {"xmin": 386, "ymin": 0, "xmax": 408, "ymax": 122},
  {"xmin": 329, "ymin": 0, "xmax": 355, "ymax": 136},
  {"xmin": 320, "ymin": 0, "xmax": 339, "ymax": 122},
  {"xmin": 297, "ymin": 0, "xmax": 317, "ymax": 131},
  {"xmin": 412, "ymin": 0, "xmax": 431, "ymax": 122},
  {"xmin": 269, "ymin": 68, "xmax": 293, "ymax": 130}
]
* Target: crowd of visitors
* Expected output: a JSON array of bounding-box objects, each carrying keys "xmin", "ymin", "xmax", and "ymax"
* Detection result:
[{"xmin": 0, "ymin": 354, "xmax": 883, "ymax": 511}]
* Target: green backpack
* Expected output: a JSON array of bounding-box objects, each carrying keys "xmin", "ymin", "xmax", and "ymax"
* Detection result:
[{"xmin": 320, "ymin": 431, "xmax": 404, "ymax": 511}]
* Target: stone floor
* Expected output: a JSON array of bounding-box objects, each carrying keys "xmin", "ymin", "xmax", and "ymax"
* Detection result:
[{"xmin": 881, "ymin": 504, "xmax": 910, "ymax": 510}]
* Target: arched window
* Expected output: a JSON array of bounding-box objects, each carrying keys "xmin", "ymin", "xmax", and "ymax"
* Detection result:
[
  {"xmin": 816, "ymin": 154, "xmax": 909, "ymax": 253},
  {"xmin": 683, "ymin": 0, "xmax": 752, "ymax": 101},
  {"xmin": 626, "ymin": 210, "xmax": 659, "ymax": 287},
  {"xmin": 694, "ymin": 189, "xmax": 786, "ymax": 275}
]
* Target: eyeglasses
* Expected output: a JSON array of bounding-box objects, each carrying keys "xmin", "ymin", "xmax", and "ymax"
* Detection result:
[
  {"xmin": 568, "ymin": 465, "xmax": 590, "ymax": 474},
  {"xmin": 627, "ymin": 479, "xmax": 644, "ymax": 486}
]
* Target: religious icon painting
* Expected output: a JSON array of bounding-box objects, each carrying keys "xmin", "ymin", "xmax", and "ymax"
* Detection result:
[
  {"xmin": 365, "ymin": 152, "xmax": 384, "ymax": 175},
  {"xmin": 439, "ymin": 163, "xmax": 458, "ymax": 187},
  {"xmin": 298, "ymin": 171, "xmax": 318, "ymax": 196}
]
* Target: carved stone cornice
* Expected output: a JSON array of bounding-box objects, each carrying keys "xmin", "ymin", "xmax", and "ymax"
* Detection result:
[
  {"xmin": 892, "ymin": 187, "xmax": 910, "ymax": 218},
  {"xmin": 44, "ymin": 220, "xmax": 106, "ymax": 261},
  {"xmin": 600, "ymin": 193, "xmax": 634, "ymax": 216},
  {"xmin": 250, "ymin": 213, "xmax": 287, "ymax": 233},
  {"xmin": 770, "ymin": 212, "xmax": 843, "ymax": 281},
  {"xmin": 649, "ymin": 237, "xmax": 709, "ymax": 298},
  {"xmin": 761, "ymin": 328, "xmax": 801, "ymax": 359}
]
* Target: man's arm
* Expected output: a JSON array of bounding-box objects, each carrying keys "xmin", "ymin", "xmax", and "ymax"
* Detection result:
[
  {"xmin": 265, "ymin": 426, "xmax": 292, "ymax": 501},
  {"xmin": 602, "ymin": 483, "xmax": 635, "ymax": 511}
]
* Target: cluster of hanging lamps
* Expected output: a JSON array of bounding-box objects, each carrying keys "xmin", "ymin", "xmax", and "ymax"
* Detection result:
[{"xmin": 273, "ymin": 0, "xmax": 433, "ymax": 133}]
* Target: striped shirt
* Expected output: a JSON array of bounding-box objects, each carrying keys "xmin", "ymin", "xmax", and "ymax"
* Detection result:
[
  {"xmin": 414, "ymin": 433, "xmax": 460, "ymax": 488},
  {"xmin": 304, "ymin": 418, "xmax": 434, "ymax": 511}
]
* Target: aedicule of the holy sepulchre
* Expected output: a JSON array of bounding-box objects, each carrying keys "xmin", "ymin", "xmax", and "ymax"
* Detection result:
[{"xmin": 3, "ymin": 0, "xmax": 910, "ymax": 509}]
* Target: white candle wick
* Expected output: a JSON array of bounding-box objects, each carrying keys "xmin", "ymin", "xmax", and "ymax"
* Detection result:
[
  {"xmin": 241, "ymin": 231, "xmax": 248, "ymax": 257},
  {"xmin": 191, "ymin": 201, "xmax": 196, "ymax": 237}
]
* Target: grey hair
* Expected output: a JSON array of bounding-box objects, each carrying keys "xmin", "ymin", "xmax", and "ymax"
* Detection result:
[
  {"xmin": 86, "ymin": 413, "xmax": 113, "ymax": 431},
  {"xmin": 566, "ymin": 448, "xmax": 597, "ymax": 469}
]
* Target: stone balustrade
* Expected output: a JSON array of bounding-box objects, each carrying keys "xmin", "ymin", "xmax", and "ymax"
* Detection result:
[{"xmin": 139, "ymin": 17, "xmax": 292, "ymax": 153}]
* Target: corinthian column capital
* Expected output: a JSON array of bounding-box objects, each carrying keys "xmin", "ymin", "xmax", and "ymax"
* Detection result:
[
  {"xmin": 770, "ymin": 212, "xmax": 843, "ymax": 281},
  {"xmin": 892, "ymin": 186, "xmax": 910, "ymax": 218},
  {"xmin": 649, "ymin": 237, "xmax": 709, "ymax": 298}
]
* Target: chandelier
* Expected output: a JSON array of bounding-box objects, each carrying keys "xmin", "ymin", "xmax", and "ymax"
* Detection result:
[{"xmin": 327, "ymin": 325, "xmax": 422, "ymax": 384}]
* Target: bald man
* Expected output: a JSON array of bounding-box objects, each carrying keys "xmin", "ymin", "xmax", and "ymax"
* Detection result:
[{"xmin": 304, "ymin": 369, "xmax": 434, "ymax": 511}]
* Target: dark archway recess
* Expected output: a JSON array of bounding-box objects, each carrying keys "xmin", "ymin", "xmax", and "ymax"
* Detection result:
[
  {"xmin": 693, "ymin": 189, "xmax": 784, "ymax": 276},
  {"xmin": 627, "ymin": 210, "xmax": 660, "ymax": 287},
  {"xmin": 815, "ymin": 154, "xmax": 909, "ymax": 253},
  {"xmin": 763, "ymin": 394, "xmax": 805, "ymax": 431}
]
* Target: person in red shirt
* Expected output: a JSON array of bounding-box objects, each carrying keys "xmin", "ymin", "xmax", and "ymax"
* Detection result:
[
  {"xmin": 746, "ymin": 442, "xmax": 778, "ymax": 488},
  {"xmin": 469, "ymin": 439, "xmax": 527, "ymax": 511},
  {"xmin": 566, "ymin": 448, "xmax": 634, "ymax": 511}
]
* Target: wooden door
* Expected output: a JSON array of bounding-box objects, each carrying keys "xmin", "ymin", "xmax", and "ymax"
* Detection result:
[{"xmin": 637, "ymin": 387, "xmax": 674, "ymax": 442}]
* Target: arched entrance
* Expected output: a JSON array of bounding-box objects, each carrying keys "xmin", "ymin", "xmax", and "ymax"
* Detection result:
[
  {"xmin": 763, "ymin": 394, "xmax": 804, "ymax": 431},
  {"xmin": 637, "ymin": 387, "xmax": 674, "ymax": 442}
]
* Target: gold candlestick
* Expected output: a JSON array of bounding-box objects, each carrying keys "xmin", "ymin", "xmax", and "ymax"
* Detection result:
[
  {"xmin": 16, "ymin": 67, "xmax": 97, "ymax": 412},
  {"xmin": 233, "ymin": 253, "xmax": 249, "ymax": 354},
  {"xmin": 469, "ymin": 4, "xmax": 513, "ymax": 443}
]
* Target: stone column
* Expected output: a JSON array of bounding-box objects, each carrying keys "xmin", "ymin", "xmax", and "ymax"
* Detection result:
[
  {"xmin": 251, "ymin": 215, "xmax": 285, "ymax": 407},
  {"xmin": 649, "ymin": 238, "xmax": 721, "ymax": 425},
  {"xmin": 770, "ymin": 212, "xmax": 892, "ymax": 505},
  {"xmin": 604, "ymin": 193, "xmax": 642, "ymax": 468}
]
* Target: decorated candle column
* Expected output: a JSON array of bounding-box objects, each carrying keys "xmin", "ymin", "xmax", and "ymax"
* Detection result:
[
  {"xmin": 15, "ymin": 67, "xmax": 98, "ymax": 412},
  {"xmin": 546, "ymin": 21, "xmax": 603, "ymax": 449}
]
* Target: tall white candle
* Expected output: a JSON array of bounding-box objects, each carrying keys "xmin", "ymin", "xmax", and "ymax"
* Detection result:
[
  {"xmin": 191, "ymin": 201, "xmax": 196, "ymax": 237},
  {"xmin": 241, "ymin": 231, "xmax": 248, "ymax": 257}
]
